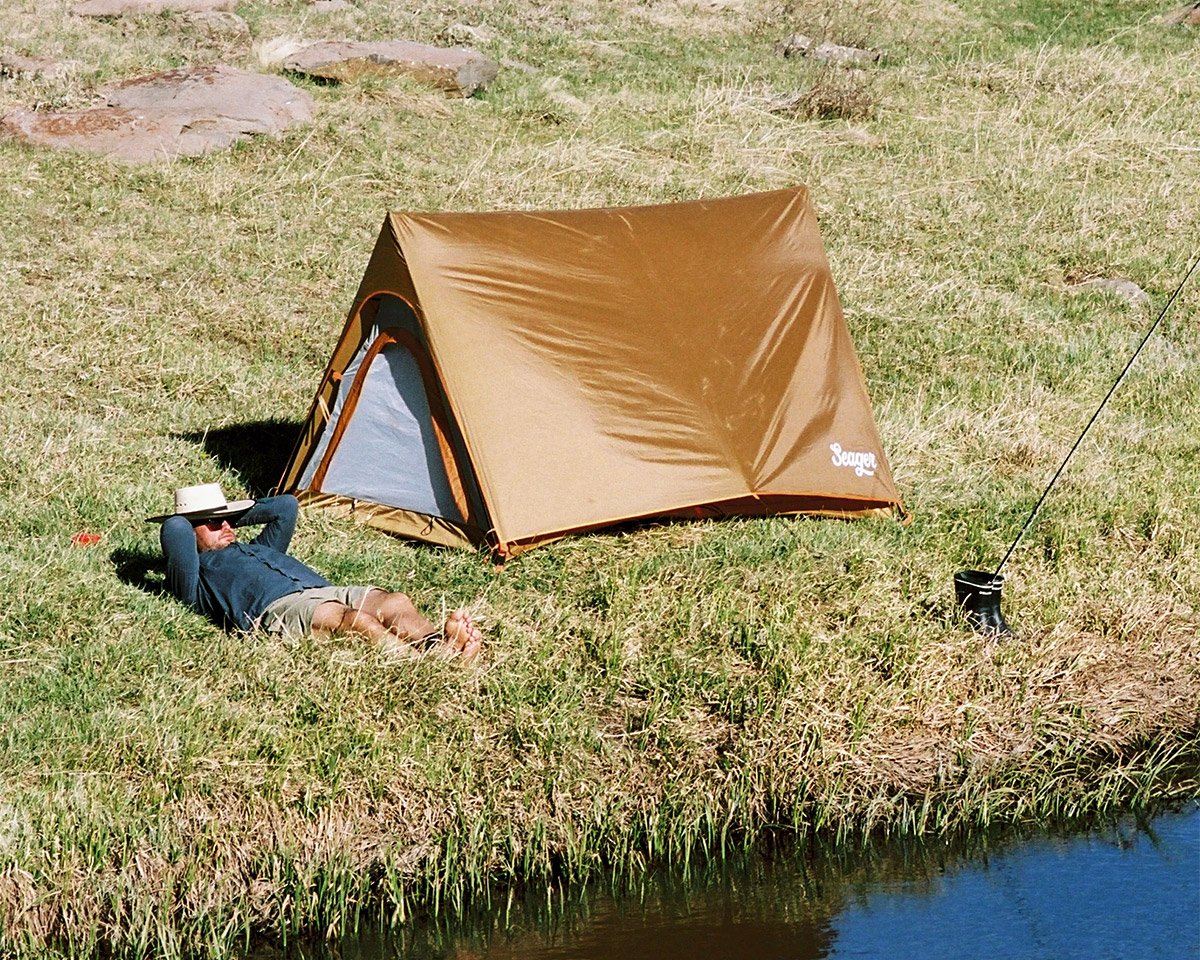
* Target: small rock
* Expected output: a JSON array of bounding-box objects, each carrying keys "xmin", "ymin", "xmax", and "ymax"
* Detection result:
[
  {"xmin": 1160, "ymin": 2, "xmax": 1200, "ymax": 25},
  {"xmin": 581, "ymin": 39, "xmax": 627, "ymax": 60},
  {"xmin": 0, "ymin": 53, "xmax": 79, "ymax": 81},
  {"xmin": 779, "ymin": 34, "xmax": 882, "ymax": 65},
  {"xmin": 540, "ymin": 77, "xmax": 589, "ymax": 117},
  {"xmin": 254, "ymin": 37, "xmax": 314, "ymax": 69},
  {"xmin": 444, "ymin": 23, "xmax": 496, "ymax": 45},
  {"xmin": 178, "ymin": 11, "xmax": 250, "ymax": 40},
  {"xmin": 1068, "ymin": 277, "xmax": 1151, "ymax": 310},
  {"xmin": 500, "ymin": 58, "xmax": 538, "ymax": 76},
  {"xmin": 838, "ymin": 126, "xmax": 883, "ymax": 148},
  {"xmin": 764, "ymin": 91, "xmax": 805, "ymax": 114},
  {"xmin": 283, "ymin": 40, "xmax": 499, "ymax": 97},
  {"xmin": 73, "ymin": 0, "xmax": 235, "ymax": 15},
  {"xmin": 0, "ymin": 64, "xmax": 314, "ymax": 163}
]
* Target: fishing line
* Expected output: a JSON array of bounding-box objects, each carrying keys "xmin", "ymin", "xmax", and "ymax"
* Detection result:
[{"xmin": 992, "ymin": 252, "xmax": 1200, "ymax": 579}]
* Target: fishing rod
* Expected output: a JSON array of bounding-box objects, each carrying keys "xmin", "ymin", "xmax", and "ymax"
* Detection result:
[{"xmin": 955, "ymin": 252, "xmax": 1200, "ymax": 635}]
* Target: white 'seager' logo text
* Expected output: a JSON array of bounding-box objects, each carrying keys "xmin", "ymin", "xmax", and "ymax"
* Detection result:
[{"xmin": 830, "ymin": 443, "xmax": 877, "ymax": 478}]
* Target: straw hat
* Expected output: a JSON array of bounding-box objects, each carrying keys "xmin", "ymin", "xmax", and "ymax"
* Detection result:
[{"xmin": 146, "ymin": 483, "xmax": 255, "ymax": 524}]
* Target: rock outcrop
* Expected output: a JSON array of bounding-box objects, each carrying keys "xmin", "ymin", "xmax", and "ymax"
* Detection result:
[
  {"xmin": 0, "ymin": 53, "xmax": 79, "ymax": 80},
  {"xmin": 0, "ymin": 65, "xmax": 314, "ymax": 163},
  {"xmin": 72, "ymin": 0, "xmax": 235, "ymax": 16},
  {"xmin": 282, "ymin": 40, "xmax": 499, "ymax": 97}
]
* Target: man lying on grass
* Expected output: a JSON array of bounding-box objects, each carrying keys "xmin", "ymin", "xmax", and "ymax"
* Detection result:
[{"xmin": 149, "ymin": 483, "xmax": 482, "ymax": 661}]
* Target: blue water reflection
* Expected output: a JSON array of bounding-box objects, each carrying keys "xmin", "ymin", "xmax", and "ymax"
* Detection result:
[
  {"xmin": 829, "ymin": 806, "xmax": 1199, "ymax": 960},
  {"xmin": 293, "ymin": 805, "xmax": 1199, "ymax": 960}
]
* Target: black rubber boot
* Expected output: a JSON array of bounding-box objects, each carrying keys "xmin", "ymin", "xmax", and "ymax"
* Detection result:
[{"xmin": 953, "ymin": 570, "xmax": 1015, "ymax": 636}]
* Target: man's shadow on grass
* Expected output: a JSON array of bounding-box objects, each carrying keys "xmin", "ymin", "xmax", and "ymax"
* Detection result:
[
  {"xmin": 176, "ymin": 418, "xmax": 303, "ymax": 497},
  {"xmin": 112, "ymin": 546, "xmax": 168, "ymax": 596}
]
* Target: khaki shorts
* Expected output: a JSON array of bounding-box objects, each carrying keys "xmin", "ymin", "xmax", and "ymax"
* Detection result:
[{"xmin": 259, "ymin": 585, "xmax": 376, "ymax": 636}]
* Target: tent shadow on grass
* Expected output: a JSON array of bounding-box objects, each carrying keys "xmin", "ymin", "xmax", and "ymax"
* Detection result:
[
  {"xmin": 113, "ymin": 416, "xmax": 298, "ymax": 601},
  {"xmin": 177, "ymin": 418, "xmax": 302, "ymax": 497}
]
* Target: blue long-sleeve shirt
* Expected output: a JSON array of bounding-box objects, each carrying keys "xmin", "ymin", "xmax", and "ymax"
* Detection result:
[{"xmin": 160, "ymin": 494, "xmax": 330, "ymax": 630}]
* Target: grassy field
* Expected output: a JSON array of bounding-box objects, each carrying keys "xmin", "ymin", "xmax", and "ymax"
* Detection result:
[{"xmin": 1, "ymin": 0, "xmax": 1198, "ymax": 955}]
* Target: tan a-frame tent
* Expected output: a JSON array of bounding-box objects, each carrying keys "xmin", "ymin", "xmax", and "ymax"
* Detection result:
[{"xmin": 279, "ymin": 187, "xmax": 905, "ymax": 557}]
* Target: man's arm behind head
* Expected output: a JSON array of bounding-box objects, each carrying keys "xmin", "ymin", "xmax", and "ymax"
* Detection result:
[{"xmin": 240, "ymin": 494, "xmax": 299, "ymax": 553}]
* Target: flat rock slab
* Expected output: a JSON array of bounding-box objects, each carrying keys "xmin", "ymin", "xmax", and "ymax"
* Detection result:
[
  {"xmin": 0, "ymin": 53, "xmax": 79, "ymax": 80},
  {"xmin": 1161, "ymin": 2, "xmax": 1200, "ymax": 24},
  {"xmin": 0, "ymin": 65, "xmax": 314, "ymax": 163},
  {"xmin": 73, "ymin": 0, "xmax": 234, "ymax": 15},
  {"xmin": 179, "ymin": 11, "xmax": 251, "ymax": 39},
  {"xmin": 1068, "ymin": 277, "xmax": 1151, "ymax": 310},
  {"xmin": 283, "ymin": 40, "xmax": 498, "ymax": 97},
  {"xmin": 779, "ymin": 34, "xmax": 882, "ymax": 64},
  {"xmin": 444, "ymin": 23, "xmax": 498, "ymax": 45}
]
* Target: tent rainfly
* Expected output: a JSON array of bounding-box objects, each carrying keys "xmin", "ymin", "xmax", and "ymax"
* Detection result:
[{"xmin": 279, "ymin": 187, "xmax": 905, "ymax": 558}]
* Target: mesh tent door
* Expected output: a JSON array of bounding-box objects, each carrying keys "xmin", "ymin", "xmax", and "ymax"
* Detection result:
[{"xmin": 301, "ymin": 329, "xmax": 468, "ymax": 522}]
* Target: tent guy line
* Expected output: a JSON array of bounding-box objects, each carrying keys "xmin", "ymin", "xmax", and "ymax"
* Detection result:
[
  {"xmin": 993, "ymin": 251, "xmax": 1200, "ymax": 580},
  {"xmin": 956, "ymin": 251, "xmax": 1198, "ymax": 638}
]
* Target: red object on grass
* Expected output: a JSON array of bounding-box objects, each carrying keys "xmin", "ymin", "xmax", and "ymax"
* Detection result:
[{"xmin": 71, "ymin": 532, "xmax": 102, "ymax": 547}]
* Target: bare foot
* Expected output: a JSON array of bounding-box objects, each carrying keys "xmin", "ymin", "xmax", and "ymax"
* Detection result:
[
  {"xmin": 376, "ymin": 610, "xmax": 482, "ymax": 663},
  {"xmin": 440, "ymin": 609, "xmax": 483, "ymax": 663}
]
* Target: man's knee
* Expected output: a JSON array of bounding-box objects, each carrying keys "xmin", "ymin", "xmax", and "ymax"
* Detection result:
[
  {"xmin": 310, "ymin": 600, "xmax": 346, "ymax": 634},
  {"xmin": 370, "ymin": 590, "xmax": 414, "ymax": 613},
  {"xmin": 312, "ymin": 600, "xmax": 383, "ymax": 636}
]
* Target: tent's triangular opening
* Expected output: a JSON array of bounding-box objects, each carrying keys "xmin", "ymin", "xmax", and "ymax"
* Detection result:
[
  {"xmin": 291, "ymin": 294, "xmax": 488, "ymax": 548},
  {"xmin": 307, "ymin": 332, "xmax": 462, "ymax": 519}
]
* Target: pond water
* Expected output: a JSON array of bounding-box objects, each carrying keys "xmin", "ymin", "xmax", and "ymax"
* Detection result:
[{"xmin": 285, "ymin": 805, "xmax": 1199, "ymax": 960}]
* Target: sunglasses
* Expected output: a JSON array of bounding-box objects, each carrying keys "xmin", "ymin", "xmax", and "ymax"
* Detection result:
[{"xmin": 193, "ymin": 517, "xmax": 231, "ymax": 530}]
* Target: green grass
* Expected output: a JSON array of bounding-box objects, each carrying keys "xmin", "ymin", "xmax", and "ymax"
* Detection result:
[{"xmin": 1, "ymin": 0, "xmax": 1198, "ymax": 956}]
